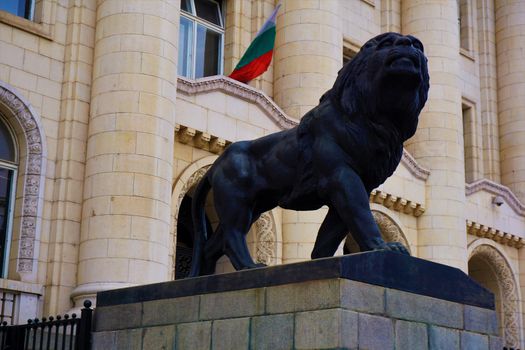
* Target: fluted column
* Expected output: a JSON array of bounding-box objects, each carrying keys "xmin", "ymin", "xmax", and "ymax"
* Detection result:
[
  {"xmin": 273, "ymin": 0, "xmax": 342, "ymax": 119},
  {"xmin": 402, "ymin": 0, "xmax": 467, "ymax": 271},
  {"xmin": 496, "ymin": 0, "xmax": 525, "ymax": 203},
  {"xmin": 71, "ymin": 0, "xmax": 179, "ymax": 307},
  {"xmin": 478, "ymin": 0, "xmax": 500, "ymax": 182}
]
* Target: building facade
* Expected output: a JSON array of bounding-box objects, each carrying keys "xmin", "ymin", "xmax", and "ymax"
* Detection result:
[{"xmin": 0, "ymin": 0, "xmax": 524, "ymax": 348}]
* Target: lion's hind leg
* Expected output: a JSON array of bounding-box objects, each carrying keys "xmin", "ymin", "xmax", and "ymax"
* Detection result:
[
  {"xmin": 200, "ymin": 225, "xmax": 225, "ymax": 275},
  {"xmin": 214, "ymin": 200, "xmax": 259, "ymax": 270},
  {"xmin": 210, "ymin": 147, "xmax": 261, "ymax": 271},
  {"xmin": 311, "ymin": 208, "xmax": 348, "ymax": 259}
]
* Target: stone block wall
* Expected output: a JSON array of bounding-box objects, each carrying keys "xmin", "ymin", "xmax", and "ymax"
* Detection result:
[{"xmin": 92, "ymin": 278, "xmax": 501, "ymax": 350}]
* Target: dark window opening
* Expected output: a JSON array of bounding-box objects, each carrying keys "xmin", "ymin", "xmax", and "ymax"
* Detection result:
[{"xmin": 0, "ymin": 0, "xmax": 34, "ymax": 20}]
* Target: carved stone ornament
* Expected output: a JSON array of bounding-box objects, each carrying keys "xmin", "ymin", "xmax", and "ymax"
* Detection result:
[
  {"xmin": 254, "ymin": 212, "xmax": 276, "ymax": 265},
  {"xmin": 467, "ymin": 220, "xmax": 524, "ymax": 248},
  {"xmin": 470, "ymin": 244, "xmax": 520, "ymax": 348},
  {"xmin": 175, "ymin": 165, "xmax": 212, "ymax": 222},
  {"xmin": 0, "ymin": 83, "xmax": 44, "ymax": 273},
  {"xmin": 371, "ymin": 211, "xmax": 411, "ymax": 253}
]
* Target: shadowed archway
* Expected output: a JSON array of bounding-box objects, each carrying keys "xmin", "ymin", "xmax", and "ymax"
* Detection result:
[{"xmin": 468, "ymin": 241, "xmax": 520, "ymax": 348}]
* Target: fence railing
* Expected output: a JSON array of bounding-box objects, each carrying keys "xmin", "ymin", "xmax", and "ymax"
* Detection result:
[{"xmin": 0, "ymin": 300, "xmax": 92, "ymax": 350}]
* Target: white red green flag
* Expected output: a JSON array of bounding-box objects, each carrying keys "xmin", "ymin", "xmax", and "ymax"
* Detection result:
[{"xmin": 228, "ymin": 4, "xmax": 281, "ymax": 83}]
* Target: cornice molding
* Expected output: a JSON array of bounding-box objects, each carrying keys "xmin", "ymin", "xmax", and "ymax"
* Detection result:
[
  {"xmin": 175, "ymin": 124, "xmax": 231, "ymax": 154},
  {"xmin": 466, "ymin": 179, "xmax": 525, "ymax": 217},
  {"xmin": 177, "ymin": 76, "xmax": 298, "ymax": 129},
  {"xmin": 401, "ymin": 149, "xmax": 430, "ymax": 181},
  {"xmin": 467, "ymin": 220, "xmax": 524, "ymax": 249},
  {"xmin": 370, "ymin": 189, "xmax": 425, "ymax": 217}
]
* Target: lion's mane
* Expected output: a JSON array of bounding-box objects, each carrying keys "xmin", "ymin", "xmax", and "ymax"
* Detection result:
[
  {"xmin": 321, "ymin": 32, "xmax": 430, "ymax": 141},
  {"xmin": 287, "ymin": 32, "xmax": 430, "ymax": 200}
]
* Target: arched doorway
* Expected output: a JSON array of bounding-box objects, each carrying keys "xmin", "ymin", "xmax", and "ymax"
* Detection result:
[
  {"xmin": 171, "ymin": 158, "xmax": 278, "ymax": 278},
  {"xmin": 172, "ymin": 162, "xmax": 213, "ymax": 279},
  {"xmin": 468, "ymin": 241, "xmax": 520, "ymax": 348},
  {"xmin": 344, "ymin": 209, "xmax": 411, "ymax": 254}
]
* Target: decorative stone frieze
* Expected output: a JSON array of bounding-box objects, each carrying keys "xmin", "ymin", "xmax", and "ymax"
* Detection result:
[
  {"xmin": 466, "ymin": 179, "xmax": 525, "ymax": 217},
  {"xmin": 254, "ymin": 212, "xmax": 276, "ymax": 266},
  {"xmin": 468, "ymin": 243, "xmax": 520, "ymax": 348},
  {"xmin": 400, "ymin": 149, "xmax": 430, "ymax": 181},
  {"xmin": 466, "ymin": 220, "xmax": 524, "ymax": 248},
  {"xmin": 371, "ymin": 211, "xmax": 411, "ymax": 254},
  {"xmin": 175, "ymin": 124, "xmax": 230, "ymax": 154},
  {"xmin": 370, "ymin": 189, "xmax": 425, "ymax": 217},
  {"xmin": 0, "ymin": 82, "xmax": 46, "ymax": 274}
]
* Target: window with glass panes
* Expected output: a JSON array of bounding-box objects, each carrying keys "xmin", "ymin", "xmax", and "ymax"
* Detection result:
[
  {"xmin": 0, "ymin": 117, "xmax": 17, "ymax": 278},
  {"xmin": 179, "ymin": 0, "xmax": 224, "ymax": 79},
  {"xmin": 0, "ymin": 0, "xmax": 34, "ymax": 20}
]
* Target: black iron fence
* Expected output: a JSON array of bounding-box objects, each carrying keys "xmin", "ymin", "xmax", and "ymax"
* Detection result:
[{"xmin": 0, "ymin": 300, "xmax": 92, "ymax": 350}]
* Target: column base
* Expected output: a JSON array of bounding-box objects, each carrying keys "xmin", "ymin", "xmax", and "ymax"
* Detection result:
[{"xmin": 69, "ymin": 282, "xmax": 136, "ymax": 314}]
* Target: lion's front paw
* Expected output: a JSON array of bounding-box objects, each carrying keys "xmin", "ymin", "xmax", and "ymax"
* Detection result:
[
  {"xmin": 383, "ymin": 241, "xmax": 410, "ymax": 255},
  {"xmin": 240, "ymin": 262, "xmax": 267, "ymax": 270}
]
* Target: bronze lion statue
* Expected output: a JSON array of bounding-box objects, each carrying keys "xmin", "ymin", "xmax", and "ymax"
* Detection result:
[{"xmin": 189, "ymin": 32, "xmax": 429, "ymax": 277}]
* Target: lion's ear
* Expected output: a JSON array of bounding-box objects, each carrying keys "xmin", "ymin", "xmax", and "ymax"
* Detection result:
[{"xmin": 319, "ymin": 91, "xmax": 330, "ymax": 103}]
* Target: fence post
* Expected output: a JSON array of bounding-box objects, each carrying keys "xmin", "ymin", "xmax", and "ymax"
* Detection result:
[{"xmin": 76, "ymin": 300, "xmax": 92, "ymax": 350}]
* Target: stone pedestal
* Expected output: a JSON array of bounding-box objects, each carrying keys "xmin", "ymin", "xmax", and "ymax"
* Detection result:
[{"xmin": 91, "ymin": 251, "xmax": 502, "ymax": 350}]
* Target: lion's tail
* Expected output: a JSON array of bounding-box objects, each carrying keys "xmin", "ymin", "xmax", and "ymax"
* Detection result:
[{"xmin": 188, "ymin": 174, "xmax": 212, "ymax": 277}]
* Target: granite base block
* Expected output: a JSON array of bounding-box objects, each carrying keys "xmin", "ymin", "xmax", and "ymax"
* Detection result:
[{"xmin": 92, "ymin": 252, "xmax": 500, "ymax": 350}]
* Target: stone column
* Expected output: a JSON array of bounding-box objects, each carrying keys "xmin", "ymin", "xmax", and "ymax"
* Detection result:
[
  {"xmin": 477, "ymin": 0, "xmax": 500, "ymax": 182},
  {"xmin": 273, "ymin": 1, "xmax": 342, "ymax": 263},
  {"xmin": 402, "ymin": 0, "xmax": 468, "ymax": 270},
  {"xmin": 496, "ymin": 0, "xmax": 525, "ymax": 203},
  {"xmin": 273, "ymin": 0, "xmax": 342, "ymax": 119},
  {"xmin": 71, "ymin": 0, "xmax": 179, "ymax": 307}
]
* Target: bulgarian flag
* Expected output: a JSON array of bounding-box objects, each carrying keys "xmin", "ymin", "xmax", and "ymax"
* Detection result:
[{"xmin": 229, "ymin": 3, "xmax": 281, "ymax": 83}]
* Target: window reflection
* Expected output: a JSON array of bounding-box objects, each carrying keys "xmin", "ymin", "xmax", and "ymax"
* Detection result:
[
  {"xmin": 178, "ymin": 0, "xmax": 224, "ymax": 79},
  {"xmin": 0, "ymin": 117, "xmax": 17, "ymax": 278},
  {"xmin": 0, "ymin": 0, "xmax": 34, "ymax": 20}
]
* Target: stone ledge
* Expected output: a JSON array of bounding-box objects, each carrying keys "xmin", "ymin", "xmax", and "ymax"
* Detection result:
[{"xmin": 97, "ymin": 251, "xmax": 494, "ymax": 309}]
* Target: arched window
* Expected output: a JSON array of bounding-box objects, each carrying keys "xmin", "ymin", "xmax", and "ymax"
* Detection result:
[{"xmin": 0, "ymin": 117, "xmax": 17, "ymax": 278}]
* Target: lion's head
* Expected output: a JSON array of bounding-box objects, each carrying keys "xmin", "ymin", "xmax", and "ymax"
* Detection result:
[{"xmin": 326, "ymin": 32, "xmax": 429, "ymax": 140}]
